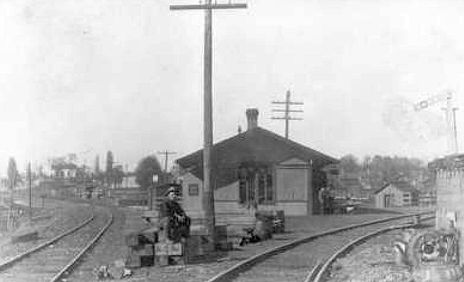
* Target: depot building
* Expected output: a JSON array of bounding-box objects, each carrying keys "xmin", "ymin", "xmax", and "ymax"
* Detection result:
[{"xmin": 175, "ymin": 108, "xmax": 338, "ymax": 223}]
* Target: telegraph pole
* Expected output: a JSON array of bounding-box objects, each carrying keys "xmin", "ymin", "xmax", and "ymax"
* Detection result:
[
  {"xmin": 28, "ymin": 162, "xmax": 32, "ymax": 219},
  {"xmin": 158, "ymin": 150, "xmax": 177, "ymax": 172},
  {"xmin": 125, "ymin": 164, "xmax": 129, "ymax": 188},
  {"xmin": 170, "ymin": 0, "xmax": 247, "ymax": 246},
  {"xmin": 452, "ymin": 107, "xmax": 459, "ymax": 153},
  {"xmin": 414, "ymin": 90, "xmax": 459, "ymax": 154},
  {"xmin": 441, "ymin": 92, "xmax": 459, "ymax": 154},
  {"xmin": 271, "ymin": 90, "xmax": 304, "ymax": 139}
]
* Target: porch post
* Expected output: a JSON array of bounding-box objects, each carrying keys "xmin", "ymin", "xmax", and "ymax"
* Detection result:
[{"xmin": 307, "ymin": 161, "xmax": 313, "ymax": 215}]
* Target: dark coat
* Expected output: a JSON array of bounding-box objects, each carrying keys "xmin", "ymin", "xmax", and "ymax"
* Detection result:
[
  {"xmin": 160, "ymin": 199, "xmax": 186, "ymax": 219},
  {"xmin": 160, "ymin": 199, "xmax": 190, "ymax": 242}
]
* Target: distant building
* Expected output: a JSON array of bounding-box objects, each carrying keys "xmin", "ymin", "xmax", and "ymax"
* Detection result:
[
  {"xmin": 51, "ymin": 162, "xmax": 78, "ymax": 179},
  {"xmin": 374, "ymin": 182, "xmax": 419, "ymax": 208},
  {"xmin": 418, "ymin": 191, "xmax": 436, "ymax": 207},
  {"xmin": 176, "ymin": 108, "xmax": 338, "ymax": 222},
  {"xmin": 122, "ymin": 174, "xmax": 138, "ymax": 188}
]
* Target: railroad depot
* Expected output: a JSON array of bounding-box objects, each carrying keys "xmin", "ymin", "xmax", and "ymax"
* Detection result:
[{"xmin": 176, "ymin": 109, "xmax": 338, "ymax": 226}]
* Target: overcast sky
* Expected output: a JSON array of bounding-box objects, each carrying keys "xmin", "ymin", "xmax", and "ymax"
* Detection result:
[{"xmin": 1, "ymin": 0, "xmax": 464, "ymax": 175}]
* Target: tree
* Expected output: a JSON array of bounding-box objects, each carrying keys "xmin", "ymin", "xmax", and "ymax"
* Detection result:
[
  {"xmin": 105, "ymin": 151, "xmax": 114, "ymax": 186},
  {"xmin": 7, "ymin": 157, "xmax": 19, "ymax": 190},
  {"xmin": 339, "ymin": 154, "xmax": 361, "ymax": 174},
  {"xmin": 361, "ymin": 155, "xmax": 427, "ymax": 189},
  {"xmin": 135, "ymin": 155, "xmax": 163, "ymax": 189}
]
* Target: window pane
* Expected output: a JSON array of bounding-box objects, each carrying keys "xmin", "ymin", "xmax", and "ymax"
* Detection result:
[
  {"xmin": 266, "ymin": 174, "xmax": 273, "ymax": 201},
  {"xmin": 258, "ymin": 174, "xmax": 265, "ymax": 204},
  {"xmin": 188, "ymin": 184, "xmax": 199, "ymax": 196},
  {"xmin": 239, "ymin": 178, "xmax": 246, "ymax": 204}
]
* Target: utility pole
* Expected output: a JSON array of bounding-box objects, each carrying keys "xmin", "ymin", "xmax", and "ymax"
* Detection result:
[
  {"xmin": 271, "ymin": 90, "xmax": 304, "ymax": 139},
  {"xmin": 28, "ymin": 162, "xmax": 32, "ymax": 219},
  {"xmin": 441, "ymin": 92, "xmax": 459, "ymax": 154},
  {"xmin": 414, "ymin": 90, "xmax": 459, "ymax": 154},
  {"xmin": 170, "ymin": 0, "xmax": 247, "ymax": 246},
  {"xmin": 452, "ymin": 107, "xmax": 459, "ymax": 153},
  {"xmin": 158, "ymin": 150, "xmax": 177, "ymax": 172},
  {"xmin": 125, "ymin": 164, "xmax": 129, "ymax": 188}
]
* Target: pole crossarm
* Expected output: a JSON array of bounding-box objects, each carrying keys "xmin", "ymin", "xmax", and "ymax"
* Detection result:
[
  {"xmin": 271, "ymin": 117, "xmax": 303, "ymax": 120},
  {"xmin": 271, "ymin": 90, "xmax": 304, "ymax": 139},
  {"xmin": 170, "ymin": 3, "xmax": 247, "ymax": 10},
  {"xmin": 272, "ymin": 109, "xmax": 304, "ymax": 112},
  {"xmin": 413, "ymin": 91, "xmax": 452, "ymax": 112},
  {"xmin": 157, "ymin": 151, "xmax": 177, "ymax": 155},
  {"xmin": 415, "ymin": 90, "xmax": 459, "ymax": 154},
  {"xmin": 158, "ymin": 150, "xmax": 177, "ymax": 172},
  {"xmin": 271, "ymin": 101, "xmax": 304, "ymax": 105}
]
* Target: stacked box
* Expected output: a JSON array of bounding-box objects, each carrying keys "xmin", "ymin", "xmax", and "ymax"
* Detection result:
[
  {"xmin": 155, "ymin": 242, "xmax": 184, "ymax": 266},
  {"xmin": 125, "ymin": 230, "xmax": 157, "ymax": 268},
  {"xmin": 126, "ymin": 244, "xmax": 154, "ymax": 268}
]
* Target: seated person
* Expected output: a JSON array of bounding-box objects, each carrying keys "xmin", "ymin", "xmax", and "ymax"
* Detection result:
[{"xmin": 159, "ymin": 186, "xmax": 190, "ymax": 243}]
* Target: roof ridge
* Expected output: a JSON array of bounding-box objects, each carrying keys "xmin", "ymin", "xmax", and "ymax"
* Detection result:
[
  {"xmin": 176, "ymin": 126, "xmax": 338, "ymax": 185},
  {"xmin": 255, "ymin": 127, "xmax": 338, "ymax": 163}
]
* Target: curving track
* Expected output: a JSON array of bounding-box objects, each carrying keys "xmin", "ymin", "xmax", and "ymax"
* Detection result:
[
  {"xmin": 0, "ymin": 206, "xmax": 113, "ymax": 282},
  {"xmin": 309, "ymin": 215, "xmax": 435, "ymax": 282},
  {"xmin": 208, "ymin": 212, "xmax": 433, "ymax": 282}
]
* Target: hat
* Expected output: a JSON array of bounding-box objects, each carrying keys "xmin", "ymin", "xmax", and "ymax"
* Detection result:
[{"xmin": 166, "ymin": 186, "xmax": 178, "ymax": 196}]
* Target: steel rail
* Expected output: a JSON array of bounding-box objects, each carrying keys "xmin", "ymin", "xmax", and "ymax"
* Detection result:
[
  {"xmin": 50, "ymin": 210, "xmax": 114, "ymax": 282},
  {"xmin": 206, "ymin": 211, "xmax": 433, "ymax": 282},
  {"xmin": 0, "ymin": 211, "xmax": 95, "ymax": 271},
  {"xmin": 309, "ymin": 215, "xmax": 436, "ymax": 282},
  {"xmin": 305, "ymin": 261, "xmax": 323, "ymax": 282}
]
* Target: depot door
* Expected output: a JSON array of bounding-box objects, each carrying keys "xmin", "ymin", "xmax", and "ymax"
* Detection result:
[{"xmin": 384, "ymin": 194, "xmax": 391, "ymax": 208}]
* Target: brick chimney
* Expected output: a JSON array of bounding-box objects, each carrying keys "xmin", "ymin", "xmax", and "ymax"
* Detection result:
[{"xmin": 246, "ymin": 108, "xmax": 259, "ymax": 130}]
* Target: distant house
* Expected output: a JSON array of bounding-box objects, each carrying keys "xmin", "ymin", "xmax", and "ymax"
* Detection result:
[
  {"xmin": 419, "ymin": 191, "xmax": 436, "ymax": 207},
  {"xmin": 176, "ymin": 108, "xmax": 338, "ymax": 223},
  {"xmin": 51, "ymin": 162, "xmax": 78, "ymax": 179},
  {"xmin": 374, "ymin": 182, "xmax": 419, "ymax": 208}
]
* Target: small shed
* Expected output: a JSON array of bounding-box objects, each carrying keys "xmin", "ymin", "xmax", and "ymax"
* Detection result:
[{"xmin": 374, "ymin": 182, "xmax": 419, "ymax": 208}]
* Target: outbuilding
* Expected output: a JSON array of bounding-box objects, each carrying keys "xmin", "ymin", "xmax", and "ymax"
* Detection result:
[{"xmin": 374, "ymin": 181, "xmax": 419, "ymax": 208}]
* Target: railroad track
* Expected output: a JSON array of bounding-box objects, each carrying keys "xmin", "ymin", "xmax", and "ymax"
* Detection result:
[
  {"xmin": 0, "ymin": 206, "xmax": 113, "ymax": 282},
  {"xmin": 308, "ymin": 214, "xmax": 435, "ymax": 282},
  {"xmin": 207, "ymin": 212, "xmax": 433, "ymax": 282}
]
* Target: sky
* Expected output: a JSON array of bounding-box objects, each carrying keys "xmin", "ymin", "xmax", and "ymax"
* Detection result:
[{"xmin": 1, "ymin": 0, "xmax": 464, "ymax": 175}]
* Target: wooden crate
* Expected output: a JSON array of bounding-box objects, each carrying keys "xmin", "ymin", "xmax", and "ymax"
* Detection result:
[
  {"xmin": 126, "ymin": 243, "xmax": 155, "ymax": 268},
  {"xmin": 155, "ymin": 242, "xmax": 183, "ymax": 256},
  {"xmin": 154, "ymin": 242, "xmax": 183, "ymax": 266}
]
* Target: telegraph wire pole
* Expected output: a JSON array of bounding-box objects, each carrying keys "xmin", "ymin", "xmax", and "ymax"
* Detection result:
[
  {"xmin": 28, "ymin": 162, "xmax": 32, "ymax": 219},
  {"xmin": 452, "ymin": 107, "xmax": 459, "ymax": 153},
  {"xmin": 414, "ymin": 90, "xmax": 459, "ymax": 154},
  {"xmin": 271, "ymin": 90, "xmax": 304, "ymax": 139},
  {"xmin": 170, "ymin": 0, "xmax": 247, "ymax": 245},
  {"xmin": 441, "ymin": 92, "xmax": 459, "ymax": 154},
  {"xmin": 158, "ymin": 150, "xmax": 177, "ymax": 172}
]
